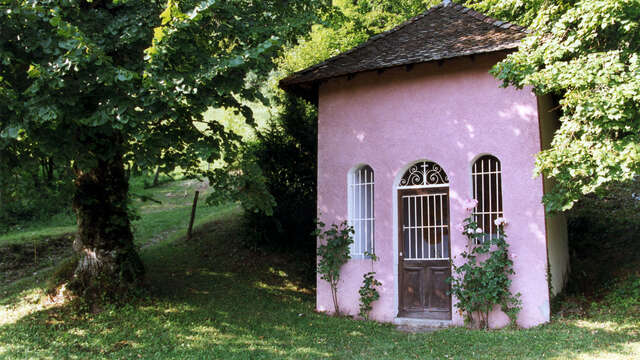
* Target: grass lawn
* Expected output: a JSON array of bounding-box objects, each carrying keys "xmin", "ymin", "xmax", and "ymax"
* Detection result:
[
  {"xmin": 0, "ymin": 221, "xmax": 75, "ymax": 248},
  {"xmin": 0, "ymin": 175, "xmax": 226, "ymax": 247},
  {"xmin": 127, "ymin": 176, "xmax": 236, "ymax": 247},
  {"xmin": 1, "ymin": 205, "xmax": 639, "ymax": 359}
]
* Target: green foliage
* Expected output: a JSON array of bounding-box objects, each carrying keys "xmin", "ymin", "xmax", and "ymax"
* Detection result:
[
  {"xmin": 449, "ymin": 212, "xmax": 521, "ymax": 329},
  {"xmin": 0, "ymin": 148, "xmax": 74, "ymax": 234},
  {"xmin": 564, "ymin": 178, "xmax": 640, "ymax": 295},
  {"xmin": 463, "ymin": 0, "xmax": 573, "ymax": 28},
  {"xmin": 0, "ymin": 0, "xmax": 329, "ymax": 176},
  {"xmin": 464, "ymin": 0, "xmax": 640, "ymax": 211},
  {"xmin": 358, "ymin": 272, "xmax": 381, "ymax": 319},
  {"xmin": 209, "ymin": 0, "xmax": 432, "ymax": 254},
  {"xmin": 208, "ymin": 96, "xmax": 316, "ymax": 252},
  {"xmin": 243, "ymin": 97, "xmax": 318, "ymax": 251},
  {"xmin": 592, "ymin": 273, "xmax": 640, "ymax": 317},
  {"xmin": 207, "ymin": 151, "xmax": 277, "ymax": 217},
  {"xmin": 315, "ymin": 220, "xmax": 353, "ymax": 316},
  {"xmin": 463, "ymin": 1, "xmax": 640, "ymax": 312},
  {"xmin": 358, "ymin": 252, "xmax": 381, "ymax": 320},
  {"xmin": 0, "ymin": 0, "xmax": 328, "ymax": 296}
]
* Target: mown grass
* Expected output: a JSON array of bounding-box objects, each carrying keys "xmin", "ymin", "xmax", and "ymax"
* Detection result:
[
  {"xmin": 1, "ymin": 207, "xmax": 639, "ymax": 359},
  {"xmin": 128, "ymin": 176, "xmax": 234, "ymax": 247},
  {"xmin": 0, "ymin": 225, "xmax": 75, "ymax": 248},
  {"xmin": 0, "ymin": 176, "xmax": 224, "ymax": 248}
]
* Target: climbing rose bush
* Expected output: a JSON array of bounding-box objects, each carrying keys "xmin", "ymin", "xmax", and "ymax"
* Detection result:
[{"xmin": 448, "ymin": 200, "xmax": 522, "ymax": 329}]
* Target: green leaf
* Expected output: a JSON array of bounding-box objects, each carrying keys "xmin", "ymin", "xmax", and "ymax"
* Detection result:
[{"xmin": 0, "ymin": 126, "xmax": 21, "ymax": 139}]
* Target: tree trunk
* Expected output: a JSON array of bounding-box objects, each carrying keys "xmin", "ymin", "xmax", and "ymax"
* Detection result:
[
  {"xmin": 69, "ymin": 152, "xmax": 144, "ymax": 301},
  {"xmin": 46, "ymin": 158, "xmax": 55, "ymax": 184},
  {"xmin": 330, "ymin": 278, "xmax": 340, "ymax": 316}
]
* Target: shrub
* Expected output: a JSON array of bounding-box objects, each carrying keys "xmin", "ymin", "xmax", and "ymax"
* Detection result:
[
  {"xmin": 448, "ymin": 202, "xmax": 521, "ymax": 329},
  {"xmin": 208, "ymin": 96, "xmax": 317, "ymax": 256},
  {"xmin": 0, "ymin": 156, "xmax": 74, "ymax": 234},
  {"xmin": 358, "ymin": 252, "xmax": 381, "ymax": 320},
  {"xmin": 565, "ymin": 179, "xmax": 640, "ymax": 295},
  {"xmin": 315, "ymin": 220, "xmax": 353, "ymax": 316}
]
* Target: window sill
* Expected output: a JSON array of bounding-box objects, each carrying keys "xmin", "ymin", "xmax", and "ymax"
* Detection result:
[{"xmin": 350, "ymin": 254, "xmax": 375, "ymax": 260}]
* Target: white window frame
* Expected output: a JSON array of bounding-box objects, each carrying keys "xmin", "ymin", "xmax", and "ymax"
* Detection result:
[
  {"xmin": 348, "ymin": 165, "xmax": 375, "ymax": 258},
  {"xmin": 472, "ymin": 155, "xmax": 503, "ymax": 244}
]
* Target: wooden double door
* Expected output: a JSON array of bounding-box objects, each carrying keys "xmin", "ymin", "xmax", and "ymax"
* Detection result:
[{"xmin": 398, "ymin": 187, "xmax": 452, "ymax": 320}]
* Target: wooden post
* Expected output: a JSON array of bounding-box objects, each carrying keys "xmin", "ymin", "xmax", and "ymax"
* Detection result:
[
  {"xmin": 152, "ymin": 167, "xmax": 160, "ymax": 187},
  {"xmin": 187, "ymin": 191, "xmax": 199, "ymax": 240}
]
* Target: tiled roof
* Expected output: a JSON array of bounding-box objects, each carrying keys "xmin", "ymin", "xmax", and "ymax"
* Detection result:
[{"xmin": 280, "ymin": 2, "xmax": 528, "ymax": 101}]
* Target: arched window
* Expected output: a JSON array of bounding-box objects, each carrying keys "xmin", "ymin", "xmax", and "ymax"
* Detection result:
[
  {"xmin": 472, "ymin": 155, "xmax": 503, "ymax": 243},
  {"xmin": 348, "ymin": 165, "xmax": 374, "ymax": 257}
]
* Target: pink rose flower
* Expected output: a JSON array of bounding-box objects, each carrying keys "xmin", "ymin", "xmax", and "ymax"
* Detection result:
[{"xmin": 463, "ymin": 199, "xmax": 478, "ymax": 211}]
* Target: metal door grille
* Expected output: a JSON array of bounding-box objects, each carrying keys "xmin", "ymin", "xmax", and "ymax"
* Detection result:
[{"xmin": 402, "ymin": 192, "xmax": 450, "ymax": 260}]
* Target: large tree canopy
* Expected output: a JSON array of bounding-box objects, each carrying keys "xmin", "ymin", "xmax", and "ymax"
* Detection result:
[
  {"xmin": 0, "ymin": 0, "xmax": 326, "ymax": 300},
  {"xmin": 465, "ymin": 0, "xmax": 640, "ymax": 211}
]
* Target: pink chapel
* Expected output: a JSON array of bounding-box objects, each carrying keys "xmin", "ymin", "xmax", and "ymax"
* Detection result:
[{"xmin": 280, "ymin": 2, "xmax": 569, "ymax": 328}]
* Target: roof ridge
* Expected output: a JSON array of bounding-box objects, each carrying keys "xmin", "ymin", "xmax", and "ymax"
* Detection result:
[
  {"xmin": 450, "ymin": 3, "xmax": 529, "ymax": 33},
  {"xmin": 359, "ymin": 3, "xmax": 444, "ymax": 43}
]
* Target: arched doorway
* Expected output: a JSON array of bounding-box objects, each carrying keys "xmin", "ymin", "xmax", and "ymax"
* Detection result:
[{"xmin": 397, "ymin": 161, "xmax": 452, "ymax": 320}]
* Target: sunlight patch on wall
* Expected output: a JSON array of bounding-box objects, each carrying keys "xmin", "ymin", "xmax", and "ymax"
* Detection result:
[
  {"xmin": 498, "ymin": 103, "xmax": 536, "ymax": 123},
  {"xmin": 465, "ymin": 123, "xmax": 475, "ymax": 138}
]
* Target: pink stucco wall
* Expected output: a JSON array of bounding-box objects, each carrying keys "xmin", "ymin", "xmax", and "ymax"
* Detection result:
[{"xmin": 316, "ymin": 52, "xmax": 550, "ymax": 328}]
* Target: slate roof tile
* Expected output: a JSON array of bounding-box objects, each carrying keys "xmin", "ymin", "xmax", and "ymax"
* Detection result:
[{"xmin": 280, "ymin": 2, "xmax": 528, "ymax": 101}]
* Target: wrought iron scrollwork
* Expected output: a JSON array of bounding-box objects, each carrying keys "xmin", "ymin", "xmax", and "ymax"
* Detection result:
[{"xmin": 399, "ymin": 161, "xmax": 448, "ymax": 187}]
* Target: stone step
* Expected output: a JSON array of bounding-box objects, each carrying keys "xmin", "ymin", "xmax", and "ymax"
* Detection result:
[{"xmin": 393, "ymin": 317, "xmax": 452, "ymax": 332}]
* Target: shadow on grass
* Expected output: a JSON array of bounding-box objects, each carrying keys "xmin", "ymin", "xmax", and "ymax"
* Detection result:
[{"xmin": 1, "ymin": 212, "xmax": 639, "ymax": 359}]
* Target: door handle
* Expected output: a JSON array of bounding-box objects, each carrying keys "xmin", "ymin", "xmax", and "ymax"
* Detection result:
[{"xmin": 399, "ymin": 252, "xmax": 403, "ymax": 257}]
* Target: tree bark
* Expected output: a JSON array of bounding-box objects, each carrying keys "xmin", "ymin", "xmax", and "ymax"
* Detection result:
[
  {"xmin": 69, "ymin": 152, "xmax": 144, "ymax": 301},
  {"xmin": 46, "ymin": 158, "xmax": 55, "ymax": 184}
]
